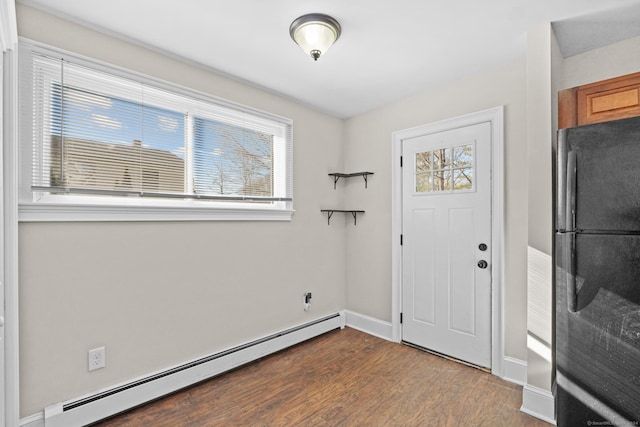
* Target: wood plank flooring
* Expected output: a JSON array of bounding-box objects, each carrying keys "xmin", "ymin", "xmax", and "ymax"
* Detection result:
[{"xmin": 92, "ymin": 327, "xmax": 550, "ymax": 426}]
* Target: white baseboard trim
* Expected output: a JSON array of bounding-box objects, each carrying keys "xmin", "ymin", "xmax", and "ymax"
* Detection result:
[
  {"xmin": 502, "ymin": 356, "xmax": 527, "ymax": 386},
  {"xmin": 343, "ymin": 310, "xmax": 393, "ymax": 341},
  {"xmin": 343, "ymin": 311, "xmax": 529, "ymax": 387},
  {"xmin": 38, "ymin": 313, "xmax": 342, "ymax": 427},
  {"xmin": 521, "ymin": 383, "xmax": 556, "ymax": 425},
  {"xmin": 20, "ymin": 413, "xmax": 44, "ymax": 427}
]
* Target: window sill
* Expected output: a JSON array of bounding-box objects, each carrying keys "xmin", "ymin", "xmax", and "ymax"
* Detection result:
[{"xmin": 18, "ymin": 202, "xmax": 295, "ymax": 222}]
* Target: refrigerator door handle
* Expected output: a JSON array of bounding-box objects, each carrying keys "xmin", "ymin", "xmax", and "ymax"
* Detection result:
[
  {"xmin": 567, "ymin": 232, "xmax": 577, "ymax": 313},
  {"xmin": 557, "ymin": 129, "xmax": 568, "ymax": 231},
  {"xmin": 566, "ymin": 150, "xmax": 577, "ymax": 232}
]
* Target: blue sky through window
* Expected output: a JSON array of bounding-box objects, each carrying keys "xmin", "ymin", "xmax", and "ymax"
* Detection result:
[
  {"xmin": 52, "ymin": 85, "xmax": 185, "ymax": 159},
  {"xmin": 51, "ymin": 85, "xmax": 273, "ymax": 197}
]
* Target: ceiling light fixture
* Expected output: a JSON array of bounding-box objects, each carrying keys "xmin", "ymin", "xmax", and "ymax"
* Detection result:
[{"xmin": 289, "ymin": 13, "xmax": 341, "ymax": 61}]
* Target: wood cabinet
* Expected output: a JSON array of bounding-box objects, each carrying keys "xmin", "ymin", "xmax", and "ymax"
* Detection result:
[{"xmin": 559, "ymin": 71, "xmax": 640, "ymax": 129}]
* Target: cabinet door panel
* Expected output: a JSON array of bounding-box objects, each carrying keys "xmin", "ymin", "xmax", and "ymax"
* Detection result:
[{"xmin": 559, "ymin": 72, "xmax": 640, "ymax": 129}]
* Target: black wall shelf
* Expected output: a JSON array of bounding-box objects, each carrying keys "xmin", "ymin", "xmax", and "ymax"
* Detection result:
[
  {"xmin": 321, "ymin": 210, "xmax": 365, "ymax": 225},
  {"xmin": 328, "ymin": 172, "xmax": 374, "ymax": 189},
  {"xmin": 323, "ymin": 171, "xmax": 372, "ymax": 225}
]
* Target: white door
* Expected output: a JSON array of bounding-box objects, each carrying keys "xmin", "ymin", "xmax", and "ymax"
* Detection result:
[{"xmin": 402, "ymin": 121, "xmax": 492, "ymax": 368}]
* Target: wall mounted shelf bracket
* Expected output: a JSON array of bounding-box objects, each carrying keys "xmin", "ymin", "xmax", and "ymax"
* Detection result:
[
  {"xmin": 328, "ymin": 172, "xmax": 374, "ymax": 189},
  {"xmin": 321, "ymin": 210, "xmax": 365, "ymax": 225}
]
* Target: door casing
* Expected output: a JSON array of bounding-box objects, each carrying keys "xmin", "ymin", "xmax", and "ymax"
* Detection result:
[
  {"xmin": 2, "ymin": 44, "xmax": 20, "ymax": 427},
  {"xmin": 391, "ymin": 106, "xmax": 505, "ymax": 376}
]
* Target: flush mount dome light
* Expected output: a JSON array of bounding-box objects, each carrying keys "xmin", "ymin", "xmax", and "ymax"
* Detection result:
[{"xmin": 289, "ymin": 13, "xmax": 341, "ymax": 61}]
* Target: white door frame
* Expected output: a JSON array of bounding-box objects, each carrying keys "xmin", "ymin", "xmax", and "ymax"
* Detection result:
[
  {"xmin": 391, "ymin": 106, "xmax": 505, "ymax": 376},
  {"xmin": 2, "ymin": 47, "xmax": 20, "ymax": 427}
]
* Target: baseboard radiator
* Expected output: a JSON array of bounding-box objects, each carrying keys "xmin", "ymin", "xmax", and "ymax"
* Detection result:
[{"xmin": 43, "ymin": 313, "xmax": 343, "ymax": 427}]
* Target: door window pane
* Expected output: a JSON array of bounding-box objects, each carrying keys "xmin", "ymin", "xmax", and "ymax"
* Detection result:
[
  {"xmin": 453, "ymin": 145, "xmax": 473, "ymax": 168},
  {"xmin": 433, "ymin": 148, "xmax": 451, "ymax": 170},
  {"xmin": 453, "ymin": 168, "xmax": 473, "ymax": 190},
  {"xmin": 416, "ymin": 172, "xmax": 433, "ymax": 192},
  {"xmin": 433, "ymin": 170, "xmax": 452, "ymax": 191},
  {"xmin": 416, "ymin": 151, "xmax": 432, "ymax": 172},
  {"xmin": 415, "ymin": 144, "xmax": 474, "ymax": 194}
]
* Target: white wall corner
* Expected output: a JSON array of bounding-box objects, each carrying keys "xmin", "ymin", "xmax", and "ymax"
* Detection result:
[
  {"xmin": 343, "ymin": 310, "xmax": 393, "ymax": 341},
  {"xmin": 521, "ymin": 384, "xmax": 556, "ymax": 425},
  {"xmin": 502, "ymin": 356, "xmax": 527, "ymax": 386}
]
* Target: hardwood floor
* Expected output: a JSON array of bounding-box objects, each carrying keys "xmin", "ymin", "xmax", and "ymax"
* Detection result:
[{"xmin": 92, "ymin": 327, "xmax": 550, "ymax": 426}]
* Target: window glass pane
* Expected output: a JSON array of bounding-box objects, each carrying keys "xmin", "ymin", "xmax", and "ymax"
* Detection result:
[
  {"xmin": 453, "ymin": 144, "xmax": 473, "ymax": 168},
  {"xmin": 193, "ymin": 117, "xmax": 273, "ymax": 197},
  {"xmin": 453, "ymin": 168, "xmax": 473, "ymax": 190},
  {"xmin": 59, "ymin": 87, "xmax": 142, "ymax": 145},
  {"xmin": 433, "ymin": 170, "xmax": 452, "ymax": 191},
  {"xmin": 51, "ymin": 86, "xmax": 185, "ymax": 194},
  {"xmin": 140, "ymin": 105, "xmax": 185, "ymax": 193},
  {"xmin": 416, "ymin": 151, "xmax": 432, "ymax": 172},
  {"xmin": 416, "ymin": 172, "xmax": 432, "ymax": 192},
  {"xmin": 433, "ymin": 148, "xmax": 451, "ymax": 171}
]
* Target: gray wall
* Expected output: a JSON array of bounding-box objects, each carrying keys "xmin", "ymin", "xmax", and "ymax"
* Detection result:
[
  {"xmin": 18, "ymin": 4, "xmax": 347, "ymax": 416},
  {"xmin": 525, "ymin": 23, "xmax": 555, "ymax": 391},
  {"xmin": 342, "ymin": 58, "xmax": 529, "ymax": 360},
  {"xmin": 562, "ymin": 35, "xmax": 640, "ymax": 89}
]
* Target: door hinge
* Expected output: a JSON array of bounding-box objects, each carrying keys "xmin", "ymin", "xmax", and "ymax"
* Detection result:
[
  {"xmin": 400, "ymin": 234, "xmax": 403, "ymax": 245},
  {"xmin": 400, "ymin": 312, "xmax": 403, "ymax": 324},
  {"xmin": 400, "ymin": 156, "xmax": 403, "ymax": 167}
]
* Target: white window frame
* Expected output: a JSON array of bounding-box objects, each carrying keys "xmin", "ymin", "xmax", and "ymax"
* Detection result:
[{"xmin": 18, "ymin": 39, "xmax": 294, "ymax": 222}]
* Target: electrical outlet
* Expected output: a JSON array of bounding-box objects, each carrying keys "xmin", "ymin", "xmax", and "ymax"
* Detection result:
[
  {"xmin": 303, "ymin": 292, "xmax": 312, "ymax": 311},
  {"xmin": 88, "ymin": 347, "xmax": 106, "ymax": 371}
]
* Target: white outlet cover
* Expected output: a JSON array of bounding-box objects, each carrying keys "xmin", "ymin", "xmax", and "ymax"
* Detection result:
[{"xmin": 88, "ymin": 347, "xmax": 106, "ymax": 371}]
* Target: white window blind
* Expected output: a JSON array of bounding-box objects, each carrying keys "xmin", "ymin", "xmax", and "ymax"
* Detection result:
[{"xmin": 21, "ymin": 43, "xmax": 293, "ymax": 219}]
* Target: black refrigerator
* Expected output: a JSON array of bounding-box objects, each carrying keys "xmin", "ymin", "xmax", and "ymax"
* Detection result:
[{"xmin": 556, "ymin": 116, "xmax": 640, "ymax": 426}]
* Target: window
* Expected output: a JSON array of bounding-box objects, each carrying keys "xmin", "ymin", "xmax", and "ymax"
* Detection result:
[
  {"xmin": 19, "ymin": 42, "xmax": 293, "ymax": 221},
  {"xmin": 415, "ymin": 144, "xmax": 474, "ymax": 193}
]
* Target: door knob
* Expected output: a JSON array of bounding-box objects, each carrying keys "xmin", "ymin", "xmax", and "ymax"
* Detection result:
[
  {"xmin": 477, "ymin": 260, "xmax": 488, "ymax": 269},
  {"xmin": 478, "ymin": 243, "xmax": 487, "ymax": 251}
]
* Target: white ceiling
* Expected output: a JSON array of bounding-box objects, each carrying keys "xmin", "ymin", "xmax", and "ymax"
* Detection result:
[{"xmin": 17, "ymin": 0, "xmax": 640, "ymax": 118}]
